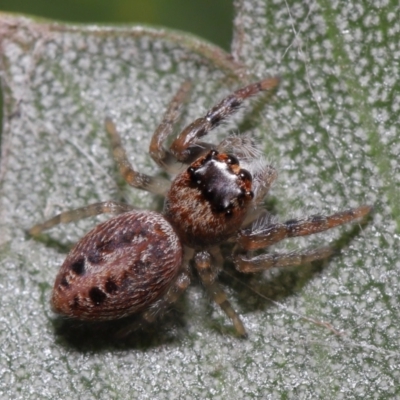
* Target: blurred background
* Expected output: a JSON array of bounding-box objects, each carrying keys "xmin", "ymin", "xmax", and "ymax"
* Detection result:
[
  {"xmin": 0, "ymin": 0, "xmax": 233, "ymax": 50},
  {"xmin": 0, "ymin": 0, "xmax": 233, "ymax": 130}
]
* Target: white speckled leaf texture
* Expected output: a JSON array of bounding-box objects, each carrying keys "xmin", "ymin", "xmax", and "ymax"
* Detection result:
[{"xmin": 0, "ymin": 0, "xmax": 399, "ymax": 398}]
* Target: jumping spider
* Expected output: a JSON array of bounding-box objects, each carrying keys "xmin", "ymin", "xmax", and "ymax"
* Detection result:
[{"xmin": 30, "ymin": 77, "xmax": 370, "ymax": 337}]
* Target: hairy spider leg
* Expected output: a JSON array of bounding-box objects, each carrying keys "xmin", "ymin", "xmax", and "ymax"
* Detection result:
[
  {"xmin": 195, "ymin": 251, "xmax": 247, "ymax": 337},
  {"xmin": 142, "ymin": 248, "xmax": 193, "ymax": 323},
  {"xmin": 170, "ymin": 76, "xmax": 280, "ymax": 163},
  {"xmin": 105, "ymin": 118, "xmax": 171, "ymax": 196},
  {"xmin": 237, "ymin": 205, "xmax": 372, "ymax": 250},
  {"xmin": 143, "ymin": 271, "xmax": 191, "ymax": 322},
  {"xmin": 30, "ymin": 116, "xmax": 172, "ymax": 236},
  {"xmin": 234, "ymin": 205, "xmax": 371, "ymax": 273},
  {"xmin": 240, "ymin": 164, "xmax": 278, "ymax": 228},
  {"xmin": 29, "ymin": 201, "xmax": 134, "ymax": 236},
  {"xmin": 235, "ymin": 247, "xmax": 335, "ymax": 273},
  {"xmin": 149, "ymin": 80, "xmax": 192, "ymax": 172},
  {"xmin": 250, "ymin": 164, "xmax": 278, "ymax": 206},
  {"xmin": 115, "ymin": 255, "xmax": 192, "ymax": 338},
  {"xmin": 116, "ymin": 274, "xmax": 191, "ymax": 338}
]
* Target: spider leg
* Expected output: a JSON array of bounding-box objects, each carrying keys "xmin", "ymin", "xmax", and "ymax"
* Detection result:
[
  {"xmin": 237, "ymin": 205, "xmax": 372, "ymax": 251},
  {"xmin": 251, "ymin": 164, "xmax": 278, "ymax": 206},
  {"xmin": 234, "ymin": 205, "xmax": 371, "ymax": 273},
  {"xmin": 143, "ymin": 248, "xmax": 193, "ymax": 323},
  {"xmin": 105, "ymin": 118, "xmax": 171, "ymax": 196},
  {"xmin": 195, "ymin": 251, "xmax": 247, "ymax": 337},
  {"xmin": 170, "ymin": 76, "xmax": 280, "ymax": 163},
  {"xmin": 28, "ymin": 201, "xmax": 134, "ymax": 236},
  {"xmin": 116, "ymin": 251, "xmax": 193, "ymax": 338},
  {"xmin": 149, "ymin": 80, "xmax": 192, "ymax": 173},
  {"xmin": 234, "ymin": 247, "xmax": 334, "ymax": 273},
  {"xmin": 143, "ymin": 270, "xmax": 191, "ymax": 323},
  {"xmin": 241, "ymin": 164, "xmax": 278, "ymax": 228}
]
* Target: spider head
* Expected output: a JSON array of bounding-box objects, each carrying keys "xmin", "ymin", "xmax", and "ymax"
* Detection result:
[
  {"xmin": 164, "ymin": 149, "xmax": 254, "ymax": 248},
  {"xmin": 187, "ymin": 150, "xmax": 253, "ymax": 214}
]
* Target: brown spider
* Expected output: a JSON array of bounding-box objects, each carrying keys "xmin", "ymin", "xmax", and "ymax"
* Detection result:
[{"xmin": 29, "ymin": 77, "xmax": 371, "ymax": 337}]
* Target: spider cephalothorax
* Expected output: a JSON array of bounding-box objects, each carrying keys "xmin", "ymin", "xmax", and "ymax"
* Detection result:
[
  {"xmin": 164, "ymin": 149, "xmax": 254, "ymax": 248},
  {"xmin": 30, "ymin": 77, "xmax": 371, "ymax": 337}
]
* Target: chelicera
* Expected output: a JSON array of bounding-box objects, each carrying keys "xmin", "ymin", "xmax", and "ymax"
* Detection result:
[{"xmin": 29, "ymin": 77, "xmax": 371, "ymax": 337}]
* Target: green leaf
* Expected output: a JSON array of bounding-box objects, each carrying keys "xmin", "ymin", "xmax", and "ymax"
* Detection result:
[{"xmin": 1, "ymin": 0, "xmax": 399, "ymax": 397}]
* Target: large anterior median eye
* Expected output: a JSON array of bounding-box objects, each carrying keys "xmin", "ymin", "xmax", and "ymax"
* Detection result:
[
  {"xmin": 226, "ymin": 154, "xmax": 239, "ymax": 165},
  {"xmin": 239, "ymin": 169, "xmax": 252, "ymax": 182}
]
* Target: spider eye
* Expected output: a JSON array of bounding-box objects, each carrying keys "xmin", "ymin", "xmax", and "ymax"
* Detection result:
[
  {"xmin": 204, "ymin": 150, "xmax": 218, "ymax": 161},
  {"xmin": 240, "ymin": 188, "xmax": 254, "ymax": 200},
  {"xmin": 187, "ymin": 166, "xmax": 196, "ymax": 176},
  {"xmin": 200, "ymin": 150, "xmax": 218, "ymax": 165},
  {"xmin": 225, "ymin": 207, "xmax": 233, "ymax": 216},
  {"xmin": 226, "ymin": 154, "xmax": 239, "ymax": 165},
  {"xmin": 239, "ymin": 169, "xmax": 252, "ymax": 182}
]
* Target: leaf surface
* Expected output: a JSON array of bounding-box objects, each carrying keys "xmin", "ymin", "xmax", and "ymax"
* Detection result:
[{"xmin": 0, "ymin": 1, "xmax": 399, "ymax": 397}]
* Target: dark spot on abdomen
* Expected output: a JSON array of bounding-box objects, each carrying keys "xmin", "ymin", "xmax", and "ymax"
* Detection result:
[
  {"xmin": 89, "ymin": 287, "xmax": 107, "ymax": 305},
  {"xmin": 72, "ymin": 296, "xmax": 80, "ymax": 309},
  {"xmin": 60, "ymin": 276, "xmax": 69, "ymax": 288},
  {"xmin": 105, "ymin": 278, "xmax": 118, "ymax": 294},
  {"xmin": 87, "ymin": 249, "xmax": 102, "ymax": 264},
  {"xmin": 70, "ymin": 258, "xmax": 85, "ymax": 275}
]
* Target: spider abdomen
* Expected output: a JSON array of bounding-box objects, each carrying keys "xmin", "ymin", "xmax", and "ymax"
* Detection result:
[{"xmin": 51, "ymin": 210, "xmax": 182, "ymax": 320}]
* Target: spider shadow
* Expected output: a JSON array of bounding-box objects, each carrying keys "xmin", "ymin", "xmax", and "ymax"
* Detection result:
[
  {"xmin": 220, "ymin": 215, "xmax": 372, "ymax": 318},
  {"xmin": 26, "ymin": 230, "xmax": 75, "ymax": 254},
  {"xmin": 50, "ymin": 299, "xmax": 189, "ymax": 352}
]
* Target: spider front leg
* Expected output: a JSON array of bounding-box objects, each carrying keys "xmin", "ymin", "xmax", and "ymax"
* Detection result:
[
  {"xmin": 233, "ymin": 205, "xmax": 372, "ymax": 273},
  {"xmin": 238, "ymin": 205, "xmax": 372, "ymax": 250},
  {"xmin": 170, "ymin": 76, "xmax": 280, "ymax": 163},
  {"xmin": 241, "ymin": 163, "xmax": 278, "ymax": 227},
  {"xmin": 29, "ymin": 201, "xmax": 134, "ymax": 236},
  {"xmin": 105, "ymin": 118, "xmax": 170, "ymax": 196},
  {"xmin": 149, "ymin": 80, "xmax": 192, "ymax": 173},
  {"xmin": 195, "ymin": 251, "xmax": 247, "ymax": 337}
]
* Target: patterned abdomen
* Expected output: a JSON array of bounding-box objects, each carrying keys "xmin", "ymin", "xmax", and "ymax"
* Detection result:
[{"xmin": 51, "ymin": 211, "xmax": 182, "ymax": 320}]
